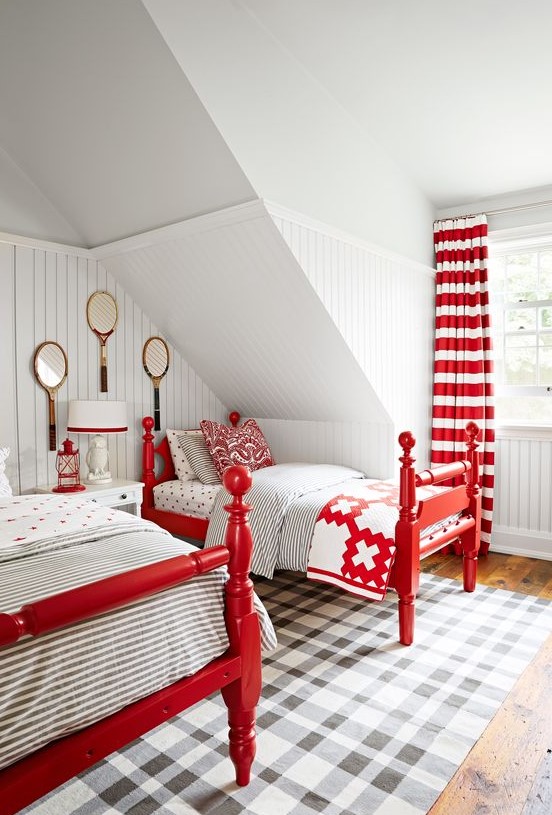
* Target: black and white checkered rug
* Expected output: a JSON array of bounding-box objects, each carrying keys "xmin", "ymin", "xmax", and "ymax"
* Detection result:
[{"xmin": 25, "ymin": 573, "xmax": 552, "ymax": 815}]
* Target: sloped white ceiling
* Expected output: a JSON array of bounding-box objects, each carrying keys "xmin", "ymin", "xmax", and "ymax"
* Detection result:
[
  {"xmin": 143, "ymin": 0, "xmax": 435, "ymax": 266},
  {"xmin": 94, "ymin": 201, "xmax": 390, "ymax": 425},
  {"xmin": 0, "ymin": 0, "xmax": 256, "ymax": 247}
]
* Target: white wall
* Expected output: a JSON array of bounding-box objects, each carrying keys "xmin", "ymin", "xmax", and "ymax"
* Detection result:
[
  {"xmin": 143, "ymin": 0, "xmax": 435, "ymax": 267},
  {"xmin": 493, "ymin": 429, "xmax": 552, "ymax": 560},
  {"xmin": 1, "ymin": 231, "xmax": 226, "ymax": 494},
  {"xmin": 268, "ymin": 203, "xmax": 436, "ymax": 469},
  {"xmin": 93, "ymin": 200, "xmax": 395, "ymax": 478}
]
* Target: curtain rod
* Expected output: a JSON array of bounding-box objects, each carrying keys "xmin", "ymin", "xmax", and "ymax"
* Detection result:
[{"xmin": 434, "ymin": 198, "xmax": 552, "ymax": 222}]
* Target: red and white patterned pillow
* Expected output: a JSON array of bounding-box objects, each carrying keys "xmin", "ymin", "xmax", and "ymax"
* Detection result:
[{"xmin": 200, "ymin": 419, "xmax": 274, "ymax": 480}]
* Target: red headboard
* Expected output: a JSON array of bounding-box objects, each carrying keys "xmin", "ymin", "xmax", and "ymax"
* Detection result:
[{"xmin": 141, "ymin": 413, "xmax": 241, "ymax": 512}]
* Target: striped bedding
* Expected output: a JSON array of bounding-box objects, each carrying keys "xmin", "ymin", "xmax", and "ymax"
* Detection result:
[
  {"xmin": 0, "ymin": 495, "xmax": 276, "ymax": 772},
  {"xmin": 205, "ymin": 463, "xmax": 366, "ymax": 577}
]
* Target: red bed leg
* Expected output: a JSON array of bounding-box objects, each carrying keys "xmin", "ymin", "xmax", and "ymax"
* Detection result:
[
  {"xmin": 220, "ymin": 465, "xmax": 262, "ymax": 786},
  {"xmin": 398, "ymin": 594, "xmax": 415, "ymax": 646},
  {"xmin": 461, "ymin": 421, "xmax": 482, "ymax": 591}
]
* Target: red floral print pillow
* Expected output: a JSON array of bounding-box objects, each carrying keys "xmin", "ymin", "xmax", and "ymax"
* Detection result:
[{"xmin": 200, "ymin": 419, "xmax": 274, "ymax": 480}]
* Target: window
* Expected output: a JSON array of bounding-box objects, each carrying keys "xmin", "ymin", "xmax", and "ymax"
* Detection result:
[{"xmin": 488, "ymin": 237, "xmax": 552, "ymax": 424}]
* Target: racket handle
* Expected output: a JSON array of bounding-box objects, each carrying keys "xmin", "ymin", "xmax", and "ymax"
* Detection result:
[
  {"xmin": 154, "ymin": 387, "xmax": 160, "ymax": 431},
  {"xmin": 100, "ymin": 364, "xmax": 108, "ymax": 392},
  {"xmin": 49, "ymin": 424, "xmax": 57, "ymax": 452}
]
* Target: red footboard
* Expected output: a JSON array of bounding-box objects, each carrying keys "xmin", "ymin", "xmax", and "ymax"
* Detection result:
[
  {"xmin": 1, "ymin": 465, "xmax": 261, "ymax": 814},
  {"xmin": 393, "ymin": 422, "xmax": 481, "ymax": 645},
  {"xmin": 141, "ymin": 412, "xmax": 241, "ymax": 539}
]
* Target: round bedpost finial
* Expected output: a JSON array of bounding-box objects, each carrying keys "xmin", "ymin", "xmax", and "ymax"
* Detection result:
[
  {"xmin": 465, "ymin": 421, "xmax": 480, "ymax": 449},
  {"xmin": 398, "ymin": 431, "xmax": 415, "ymax": 454},
  {"xmin": 229, "ymin": 411, "xmax": 241, "ymax": 428},
  {"xmin": 398, "ymin": 431, "xmax": 416, "ymax": 468},
  {"xmin": 223, "ymin": 464, "xmax": 252, "ymax": 497},
  {"xmin": 142, "ymin": 416, "xmax": 155, "ymax": 432}
]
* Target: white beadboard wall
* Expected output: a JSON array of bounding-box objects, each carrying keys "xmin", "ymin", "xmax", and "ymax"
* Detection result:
[
  {"xmin": 1, "ymin": 232, "xmax": 226, "ymax": 494},
  {"xmin": 95, "ymin": 200, "xmax": 393, "ymax": 478},
  {"xmin": 492, "ymin": 430, "xmax": 552, "ymax": 560},
  {"xmin": 268, "ymin": 203, "xmax": 436, "ymax": 469},
  {"xmin": 255, "ymin": 418, "xmax": 393, "ymax": 477}
]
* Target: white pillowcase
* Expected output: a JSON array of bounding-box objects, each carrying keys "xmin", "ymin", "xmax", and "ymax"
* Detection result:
[
  {"xmin": 0, "ymin": 447, "xmax": 12, "ymax": 497},
  {"xmin": 166, "ymin": 429, "xmax": 202, "ymax": 482}
]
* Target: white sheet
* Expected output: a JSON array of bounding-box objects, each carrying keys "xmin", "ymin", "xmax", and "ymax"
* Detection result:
[{"xmin": 153, "ymin": 478, "xmax": 220, "ymax": 519}]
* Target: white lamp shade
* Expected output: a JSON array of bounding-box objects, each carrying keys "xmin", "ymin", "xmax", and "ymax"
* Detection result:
[{"xmin": 67, "ymin": 400, "xmax": 128, "ymax": 434}]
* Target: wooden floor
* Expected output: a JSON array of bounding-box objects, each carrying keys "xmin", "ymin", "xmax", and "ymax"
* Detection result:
[{"xmin": 421, "ymin": 551, "xmax": 552, "ymax": 815}]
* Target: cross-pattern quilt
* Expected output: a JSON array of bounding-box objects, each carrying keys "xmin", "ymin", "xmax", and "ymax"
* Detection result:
[
  {"xmin": 309, "ymin": 480, "xmax": 450, "ymax": 601},
  {"xmin": 308, "ymin": 482, "xmax": 401, "ymax": 601}
]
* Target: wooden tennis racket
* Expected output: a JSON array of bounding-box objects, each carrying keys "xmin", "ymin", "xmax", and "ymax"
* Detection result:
[
  {"xmin": 143, "ymin": 337, "xmax": 170, "ymax": 431},
  {"xmin": 87, "ymin": 291, "xmax": 118, "ymax": 392},
  {"xmin": 33, "ymin": 341, "xmax": 68, "ymax": 451}
]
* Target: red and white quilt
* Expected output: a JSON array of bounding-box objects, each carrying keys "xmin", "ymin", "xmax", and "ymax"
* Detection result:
[{"xmin": 308, "ymin": 481, "xmax": 401, "ymax": 601}]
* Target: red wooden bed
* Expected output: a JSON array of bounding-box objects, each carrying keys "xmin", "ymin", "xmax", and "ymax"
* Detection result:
[
  {"xmin": 142, "ymin": 415, "xmax": 482, "ymax": 647},
  {"xmin": 0, "ymin": 466, "xmax": 262, "ymax": 815},
  {"xmin": 141, "ymin": 411, "xmax": 242, "ymax": 540}
]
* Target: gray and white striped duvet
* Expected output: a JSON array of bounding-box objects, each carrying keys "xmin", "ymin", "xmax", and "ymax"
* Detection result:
[
  {"xmin": 205, "ymin": 463, "xmax": 366, "ymax": 578},
  {"xmin": 0, "ymin": 509, "xmax": 276, "ymax": 772}
]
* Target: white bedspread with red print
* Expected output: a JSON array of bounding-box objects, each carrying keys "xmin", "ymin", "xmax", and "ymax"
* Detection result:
[{"xmin": 0, "ymin": 494, "xmax": 160, "ymax": 563}]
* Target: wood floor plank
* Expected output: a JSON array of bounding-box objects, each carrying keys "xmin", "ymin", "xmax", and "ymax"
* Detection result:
[
  {"xmin": 538, "ymin": 576, "xmax": 552, "ymax": 600},
  {"xmin": 423, "ymin": 551, "xmax": 552, "ymax": 815},
  {"xmin": 524, "ymin": 749, "xmax": 552, "ymax": 815},
  {"xmin": 428, "ymin": 633, "xmax": 552, "ymax": 815}
]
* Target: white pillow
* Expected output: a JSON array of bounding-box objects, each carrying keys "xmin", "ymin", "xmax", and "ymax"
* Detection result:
[
  {"xmin": 0, "ymin": 447, "xmax": 12, "ymax": 497},
  {"xmin": 166, "ymin": 429, "xmax": 202, "ymax": 482}
]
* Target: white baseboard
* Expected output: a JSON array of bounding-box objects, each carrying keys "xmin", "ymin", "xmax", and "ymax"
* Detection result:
[{"xmin": 491, "ymin": 527, "xmax": 552, "ymax": 561}]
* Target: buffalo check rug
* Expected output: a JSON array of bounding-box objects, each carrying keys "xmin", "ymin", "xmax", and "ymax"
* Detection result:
[{"xmin": 23, "ymin": 572, "xmax": 552, "ymax": 815}]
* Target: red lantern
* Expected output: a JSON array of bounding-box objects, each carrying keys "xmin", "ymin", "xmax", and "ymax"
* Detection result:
[{"xmin": 52, "ymin": 438, "xmax": 86, "ymax": 493}]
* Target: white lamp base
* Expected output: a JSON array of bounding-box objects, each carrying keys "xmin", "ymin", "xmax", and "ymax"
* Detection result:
[
  {"xmin": 85, "ymin": 434, "xmax": 113, "ymax": 485},
  {"xmin": 85, "ymin": 472, "xmax": 113, "ymax": 485}
]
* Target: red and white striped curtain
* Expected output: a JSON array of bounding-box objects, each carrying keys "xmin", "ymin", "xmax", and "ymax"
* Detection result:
[{"xmin": 431, "ymin": 215, "xmax": 494, "ymax": 552}]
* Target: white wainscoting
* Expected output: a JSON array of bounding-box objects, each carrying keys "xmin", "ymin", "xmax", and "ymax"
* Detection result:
[
  {"xmin": 267, "ymin": 202, "xmax": 436, "ymax": 469},
  {"xmin": 1, "ymin": 233, "xmax": 226, "ymax": 494},
  {"xmin": 492, "ymin": 429, "xmax": 552, "ymax": 560},
  {"xmin": 256, "ymin": 418, "xmax": 393, "ymax": 479}
]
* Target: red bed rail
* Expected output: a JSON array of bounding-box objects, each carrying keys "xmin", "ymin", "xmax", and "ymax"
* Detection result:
[
  {"xmin": 0, "ymin": 547, "xmax": 229, "ymax": 647},
  {"xmin": 1, "ymin": 464, "xmax": 262, "ymax": 813}
]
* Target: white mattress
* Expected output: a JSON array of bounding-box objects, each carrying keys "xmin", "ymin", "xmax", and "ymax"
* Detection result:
[{"xmin": 153, "ymin": 478, "xmax": 220, "ymax": 519}]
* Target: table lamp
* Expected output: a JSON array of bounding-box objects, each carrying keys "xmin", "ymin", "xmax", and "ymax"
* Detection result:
[{"xmin": 67, "ymin": 400, "xmax": 128, "ymax": 484}]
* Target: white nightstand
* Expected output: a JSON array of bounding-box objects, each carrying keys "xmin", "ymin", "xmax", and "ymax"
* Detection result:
[{"xmin": 35, "ymin": 479, "xmax": 144, "ymax": 516}]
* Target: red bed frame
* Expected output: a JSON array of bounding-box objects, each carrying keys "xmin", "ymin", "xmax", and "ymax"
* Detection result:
[
  {"xmin": 142, "ymin": 415, "xmax": 482, "ymax": 647},
  {"xmin": 0, "ymin": 465, "xmax": 261, "ymax": 815},
  {"xmin": 141, "ymin": 412, "xmax": 242, "ymax": 540}
]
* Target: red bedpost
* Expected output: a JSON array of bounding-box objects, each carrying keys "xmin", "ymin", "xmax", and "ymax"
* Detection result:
[
  {"xmin": 220, "ymin": 465, "xmax": 261, "ymax": 787},
  {"xmin": 461, "ymin": 421, "xmax": 482, "ymax": 589},
  {"xmin": 394, "ymin": 431, "xmax": 420, "ymax": 646},
  {"xmin": 141, "ymin": 417, "xmax": 156, "ymax": 513},
  {"xmin": 229, "ymin": 411, "xmax": 241, "ymax": 427}
]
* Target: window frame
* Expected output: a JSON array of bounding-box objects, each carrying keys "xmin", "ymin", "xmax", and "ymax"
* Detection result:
[{"xmin": 488, "ymin": 224, "xmax": 552, "ymax": 427}]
